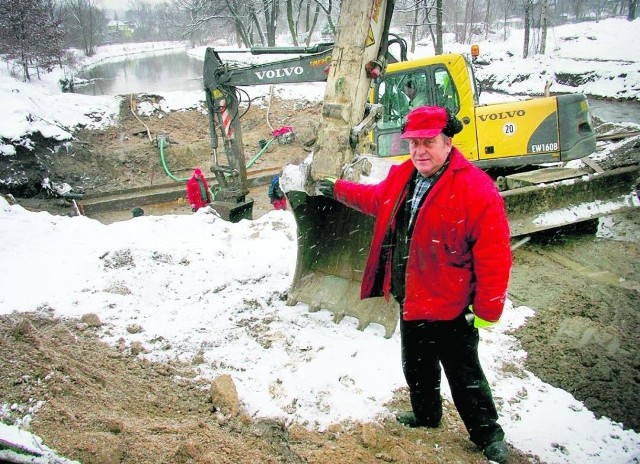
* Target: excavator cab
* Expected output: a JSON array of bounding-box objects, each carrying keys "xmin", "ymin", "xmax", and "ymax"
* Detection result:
[{"xmin": 372, "ymin": 54, "xmax": 479, "ymax": 161}]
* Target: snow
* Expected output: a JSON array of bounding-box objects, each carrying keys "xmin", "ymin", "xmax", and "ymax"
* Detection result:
[
  {"xmin": 533, "ymin": 194, "xmax": 640, "ymax": 228},
  {"xmin": 1, "ymin": 18, "xmax": 640, "ymax": 464},
  {"xmin": 0, "ymin": 422, "xmax": 77, "ymax": 464},
  {"xmin": 442, "ymin": 18, "xmax": 640, "ymax": 99}
]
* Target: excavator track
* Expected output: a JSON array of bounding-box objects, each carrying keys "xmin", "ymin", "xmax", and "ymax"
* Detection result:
[{"xmin": 504, "ymin": 164, "xmax": 639, "ymax": 236}]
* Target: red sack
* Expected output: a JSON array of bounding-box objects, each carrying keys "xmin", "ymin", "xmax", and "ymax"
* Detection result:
[{"xmin": 272, "ymin": 197, "xmax": 287, "ymax": 210}]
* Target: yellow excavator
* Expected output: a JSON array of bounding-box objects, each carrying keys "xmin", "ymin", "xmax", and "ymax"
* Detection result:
[{"xmin": 202, "ymin": 0, "xmax": 639, "ymax": 337}]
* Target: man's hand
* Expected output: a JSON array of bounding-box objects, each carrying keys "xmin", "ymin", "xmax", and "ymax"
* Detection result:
[
  {"xmin": 466, "ymin": 305, "xmax": 498, "ymax": 329},
  {"xmin": 318, "ymin": 177, "xmax": 337, "ymax": 198},
  {"xmin": 473, "ymin": 315, "xmax": 496, "ymax": 329}
]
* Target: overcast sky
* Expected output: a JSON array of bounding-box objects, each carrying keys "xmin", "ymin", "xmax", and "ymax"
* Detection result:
[
  {"xmin": 99, "ymin": 0, "xmax": 127, "ymax": 11},
  {"xmin": 99, "ymin": 0, "xmax": 164, "ymax": 13}
]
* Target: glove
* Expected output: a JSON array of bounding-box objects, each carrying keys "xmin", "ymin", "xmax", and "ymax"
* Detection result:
[
  {"xmin": 467, "ymin": 305, "xmax": 497, "ymax": 329},
  {"xmin": 318, "ymin": 177, "xmax": 337, "ymax": 198}
]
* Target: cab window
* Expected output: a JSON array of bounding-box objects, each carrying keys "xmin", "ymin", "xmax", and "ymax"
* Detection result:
[
  {"xmin": 434, "ymin": 67, "xmax": 459, "ymax": 114},
  {"xmin": 377, "ymin": 71, "xmax": 428, "ymax": 126},
  {"xmin": 374, "ymin": 67, "xmax": 461, "ymax": 157},
  {"xmin": 375, "ymin": 72, "xmax": 427, "ymax": 157}
]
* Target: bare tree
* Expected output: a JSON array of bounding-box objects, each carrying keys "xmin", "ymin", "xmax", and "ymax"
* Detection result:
[
  {"xmin": 171, "ymin": 0, "xmax": 271, "ymax": 48},
  {"xmin": 65, "ymin": 0, "xmax": 103, "ymax": 55},
  {"xmin": 395, "ymin": 0, "xmax": 442, "ymax": 53},
  {"xmin": 261, "ymin": 0, "xmax": 278, "ymax": 46},
  {"xmin": 302, "ymin": 0, "xmax": 321, "ymax": 46},
  {"xmin": 523, "ymin": 0, "xmax": 533, "ymax": 58},
  {"xmin": 173, "ymin": 0, "xmax": 459, "ymax": 50},
  {"xmin": 539, "ymin": 0, "xmax": 548, "ymax": 55},
  {"xmin": 462, "ymin": 0, "xmax": 474, "ymax": 43},
  {"xmin": 483, "ymin": 0, "xmax": 492, "ymax": 40},
  {"xmin": 435, "ymin": 0, "xmax": 442, "ymax": 54},
  {"xmin": 0, "ymin": 0, "xmax": 65, "ymax": 80},
  {"xmin": 224, "ymin": 0, "xmax": 253, "ymax": 47},
  {"xmin": 172, "ymin": 0, "xmax": 219, "ymax": 45},
  {"xmin": 572, "ymin": 0, "xmax": 585, "ymax": 20},
  {"xmin": 315, "ymin": 0, "xmax": 337, "ymax": 37},
  {"xmin": 409, "ymin": 0, "xmax": 419, "ymax": 53},
  {"xmin": 286, "ymin": 0, "xmax": 298, "ymax": 45},
  {"xmin": 283, "ymin": 0, "xmax": 321, "ymax": 46},
  {"xmin": 629, "ymin": 0, "xmax": 637, "ymax": 19},
  {"xmin": 248, "ymin": 3, "xmax": 267, "ymax": 46},
  {"xmin": 126, "ymin": 0, "xmax": 169, "ymax": 41}
]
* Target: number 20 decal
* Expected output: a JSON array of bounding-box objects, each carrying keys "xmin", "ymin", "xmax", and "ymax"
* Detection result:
[{"xmin": 503, "ymin": 123, "xmax": 516, "ymax": 135}]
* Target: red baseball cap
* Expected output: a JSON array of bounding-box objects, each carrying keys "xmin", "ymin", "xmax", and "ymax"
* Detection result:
[{"xmin": 401, "ymin": 106, "xmax": 448, "ymax": 139}]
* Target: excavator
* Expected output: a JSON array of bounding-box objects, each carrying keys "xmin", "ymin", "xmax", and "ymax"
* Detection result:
[{"xmin": 202, "ymin": 0, "xmax": 639, "ymax": 337}]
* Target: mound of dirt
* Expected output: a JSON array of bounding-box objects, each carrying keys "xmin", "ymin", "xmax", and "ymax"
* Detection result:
[{"xmin": 0, "ymin": 312, "xmax": 538, "ymax": 464}]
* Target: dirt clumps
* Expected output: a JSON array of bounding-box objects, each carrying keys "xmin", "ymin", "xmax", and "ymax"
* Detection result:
[{"xmin": 0, "ymin": 312, "xmax": 538, "ymax": 463}]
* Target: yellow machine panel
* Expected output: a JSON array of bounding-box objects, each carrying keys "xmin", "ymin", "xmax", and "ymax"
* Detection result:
[{"xmin": 475, "ymin": 97, "xmax": 560, "ymax": 161}]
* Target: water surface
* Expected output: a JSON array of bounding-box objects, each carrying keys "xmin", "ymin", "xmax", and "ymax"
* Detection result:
[{"xmin": 75, "ymin": 51, "xmax": 203, "ymax": 96}]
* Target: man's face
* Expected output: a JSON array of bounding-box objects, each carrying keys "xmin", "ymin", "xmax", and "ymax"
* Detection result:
[
  {"xmin": 404, "ymin": 86, "xmax": 415, "ymax": 99},
  {"xmin": 408, "ymin": 134, "xmax": 452, "ymax": 177}
]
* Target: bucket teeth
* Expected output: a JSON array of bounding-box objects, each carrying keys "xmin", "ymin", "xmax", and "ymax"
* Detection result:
[{"xmin": 287, "ymin": 271, "xmax": 398, "ymax": 338}]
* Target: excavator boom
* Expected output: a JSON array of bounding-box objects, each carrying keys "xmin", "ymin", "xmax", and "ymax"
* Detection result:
[{"xmin": 309, "ymin": 0, "xmax": 395, "ymax": 180}]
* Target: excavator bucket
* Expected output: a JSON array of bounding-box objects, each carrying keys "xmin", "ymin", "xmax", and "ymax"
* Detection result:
[
  {"xmin": 282, "ymin": 0, "xmax": 400, "ymax": 337},
  {"xmin": 286, "ymin": 191, "xmax": 399, "ymax": 338}
]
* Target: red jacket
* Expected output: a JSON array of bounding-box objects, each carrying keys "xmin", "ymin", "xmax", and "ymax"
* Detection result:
[{"xmin": 333, "ymin": 148, "xmax": 512, "ymax": 323}]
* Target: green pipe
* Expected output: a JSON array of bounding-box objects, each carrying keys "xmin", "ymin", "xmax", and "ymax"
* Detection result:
[
  {"xmin": 157, "ymin": 135, "xmax": 276, "ymax": 202},
  {"xmin": 246, "ymin": 137, "xmax": 276, "ymax": 169},
  {"xmin": 158, "ymin": 137, "xmax": 189, "ymax": 182},
  {"xmin": 158, "ymin": 136, "xmax": 218, "ymax": 200}
]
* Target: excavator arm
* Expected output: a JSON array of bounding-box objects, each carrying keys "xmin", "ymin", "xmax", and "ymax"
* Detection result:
[
  {"xmin": 282, "ymin": 0, "xmax": 403, "ymax": 338},
  {"xmin": 202, "ymin": 44, "xmax": 333, "ymax": 221},
  {"xmin": 308, "ymin": 0, "xmax": 396, "ymax": 180},
  {"xmin": 202, "ymin": 0, "xmax": 402, "ymax": 221}
]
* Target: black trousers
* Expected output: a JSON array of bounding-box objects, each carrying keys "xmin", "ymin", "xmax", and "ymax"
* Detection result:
[{"xmin": 400, "ymin": 310, "xmax": 505, "ymax": 448}]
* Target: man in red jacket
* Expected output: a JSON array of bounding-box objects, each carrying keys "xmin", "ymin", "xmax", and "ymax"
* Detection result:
[
  {"xmin": 318, "ymin": 106, "xmax": 512, "ymax": 463},
  {"xmin": 186, "ymin": 168, "xmax": 212, "ymax": 212}
]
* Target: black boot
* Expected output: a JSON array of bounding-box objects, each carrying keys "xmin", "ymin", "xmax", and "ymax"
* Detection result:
[
  {"xmin": 395, "ymin": 411, "xmax": 440, "ymax": 428},
  {"xmin": 483, "ymin": 440, "xmax": 509, "ymax": 463}
]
